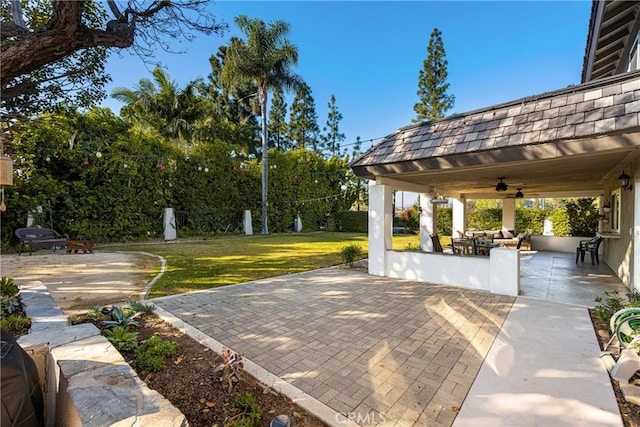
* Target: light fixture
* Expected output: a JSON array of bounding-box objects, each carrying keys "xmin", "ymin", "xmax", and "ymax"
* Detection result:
[
  {"xmin": 515, "ymin": 188, "xmax": 524, "ymax": 199},
  {"xmin": 495, "ymin": 177, "xmax": 508, "ymax": 192},
  {"xmin": 430, "ymin": 198, "xmax": 450, "ymax": 205},
  {"xmin": 618, "ymin": 170, "xmax": 632, "ymax": 191}
]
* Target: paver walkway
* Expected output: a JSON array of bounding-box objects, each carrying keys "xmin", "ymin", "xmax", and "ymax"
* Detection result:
[{"xmin": 154, "ymin": 267, "xmax": 515, "ymax": 426}]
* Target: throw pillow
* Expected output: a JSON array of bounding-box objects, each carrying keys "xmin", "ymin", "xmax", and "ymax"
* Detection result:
[{"xmin": 502, "ymin": 230, "xmax": 514, "ymax": 239}]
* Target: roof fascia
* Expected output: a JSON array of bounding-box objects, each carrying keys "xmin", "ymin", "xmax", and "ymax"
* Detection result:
[{"xmin": 583, "ymin": 0, "xmax": 606, "ymax": 83}]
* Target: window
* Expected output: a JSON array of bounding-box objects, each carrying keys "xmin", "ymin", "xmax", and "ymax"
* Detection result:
[{"xmin": 611, "ymin": 189, "xmax": 621, "ymax": 233}]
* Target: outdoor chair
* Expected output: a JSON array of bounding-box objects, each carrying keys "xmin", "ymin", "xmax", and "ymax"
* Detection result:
[
  {"xmin": 575, "ymin": 235, "xmax": 604, "ymax": 265},
  {"xmin": 452, "ymin": 238, "xmax": 475, "ymax": 255},
  {"xmin": 430, "ymin": 234, "xmax": 444, "ymax": 253}
]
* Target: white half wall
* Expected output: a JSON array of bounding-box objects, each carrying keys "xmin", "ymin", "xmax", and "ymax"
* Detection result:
[
  {"xmin": 490, "ymin": 248, "xmax": 520, "ymax": 296},
  {"xmin": 385, "ymin": 249, "xmax": 519, "ymax": 296},
  {"xmin": 531, "ymin": 235, "xmax": 598, "ymax": 254}
]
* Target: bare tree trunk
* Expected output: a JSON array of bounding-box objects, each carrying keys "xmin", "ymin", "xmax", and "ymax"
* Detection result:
[{"xmin": 260, "ymin": 88, "xmax": 269, "ymax": 235}]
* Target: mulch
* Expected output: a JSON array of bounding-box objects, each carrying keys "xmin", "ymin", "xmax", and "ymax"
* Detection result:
[{"xmin": 121, "ymin": 313, "xmax": 328, "ymax": 427}]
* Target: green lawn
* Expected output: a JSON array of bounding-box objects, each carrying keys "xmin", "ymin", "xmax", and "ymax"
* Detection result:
[{"xmin": 102, "ymin": 232, "xmax": 433, "ymax": 298}]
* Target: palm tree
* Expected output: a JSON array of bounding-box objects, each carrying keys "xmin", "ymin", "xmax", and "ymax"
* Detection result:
[
  {"xmin": 112, "ymin": 67, "xmax": 201, "ymax": 152},
  {"xmin": 221, "ymin": 15, "xmax": 300, "ymax": 235}
]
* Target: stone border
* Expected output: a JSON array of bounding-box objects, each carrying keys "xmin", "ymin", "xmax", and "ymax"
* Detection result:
[{"xmin": 16, "ymin": 282, "xmax": 187, "ymax": 427}]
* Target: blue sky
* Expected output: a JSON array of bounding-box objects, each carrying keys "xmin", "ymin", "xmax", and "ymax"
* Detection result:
[{"xmin": 102, "ymin": 1, "xmax": 591, "ymax": 152}]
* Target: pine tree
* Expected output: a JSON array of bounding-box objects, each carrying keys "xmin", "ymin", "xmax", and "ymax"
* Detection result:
[
  {"xmin": 321, "ymin": 95, "xmax": 346, "ymax": 157},
  {"xmin": 289, "ymin": 82, "xmax": 320, "ymax": 150},
  {"xmin": 268, "ymin": 87, "xmax": 289, "ymax": 149},
  {"xmin": 351, "ymin": 136, "xmax": 363, "ymax": 160},
  {"xmin": 414, "ymin": 28, "xmax": 455, "ymax": 122}
]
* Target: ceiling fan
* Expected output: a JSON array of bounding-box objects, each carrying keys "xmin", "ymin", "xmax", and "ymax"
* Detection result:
[{"xmin": 495, "ymin": 177, "xmax": 508, "ymax": 192}]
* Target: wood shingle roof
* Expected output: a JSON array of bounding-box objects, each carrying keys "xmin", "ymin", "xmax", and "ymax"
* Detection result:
[{"xmin": 350, "ymin": 70, "xmax": 640, "ymax": 180}]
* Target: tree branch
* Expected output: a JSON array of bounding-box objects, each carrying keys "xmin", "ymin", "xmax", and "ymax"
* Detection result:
[
  {"xmin": 0, "ymin": 21, "xmax": 28, "ymax": 40},
  {"xmin": 2, "ymin": 27, "xmax": 133, "ymax": 82},
  {"xmin": 106, "ymin": 0, "xmax": 124, "ymax": 20},
  {"xmin": 130, "ymin": 1, "xmax": 172, "ymax": 19}
]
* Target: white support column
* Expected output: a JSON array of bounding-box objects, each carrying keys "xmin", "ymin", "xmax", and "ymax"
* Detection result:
[
  {"xmin": 451, "ymin": 198, "xmax": 466, "ymax": 238},
  {"xmin": 502, "ymin": 198, "xmax": 516, "ymax": 231},
  {"xmin": 419, "ymin": 194, "xmax": 436, "ymax": 251},
  {"xmin": 368, "ymin": 181, "xmax": 393, "ymax": 276}
]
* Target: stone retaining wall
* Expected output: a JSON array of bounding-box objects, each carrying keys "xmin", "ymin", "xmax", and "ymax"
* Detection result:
[{"xmin": 16, "ymin": 282, "xmax": 187, "ymax": 427}]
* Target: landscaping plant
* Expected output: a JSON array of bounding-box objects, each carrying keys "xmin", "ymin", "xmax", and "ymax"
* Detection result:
[
  {"xmin": 0, "ymin": 276, "xmax": 30, "ymax": 335},
  {"xmin": 103, "ymin": 326, "xmax": 140, "ymax": 351},
  {"xmin": 214, "ymin": 347, "xmax": 245, "ymax": 394},
  {"xmin": 594, "ymin": 290, "xmax": 632, "ymax": 322},
  {"xmin": 134, "ymin": 334, "xmax": 179, "ymax": 372},
  {"xmin": 339, "ymin": 244, "xmax": 363, "ymax": 267},
  {"xmin": 126, "ymin": 300, "xmax": 156, "ymax": 314},
  {"xmin": 101, "ymin": 305, "xmax": 141, "ymax": 329},
  {"xmin": 1, "ymin": 314, "xmax": 31, "ymax": 334},
  {"xmin": 226, "ymin": 392, "xmax": 262, "ymax": 427},
  {"xmin": 1, "ymin": 276, "xmax": 19, "ymax": 297}
]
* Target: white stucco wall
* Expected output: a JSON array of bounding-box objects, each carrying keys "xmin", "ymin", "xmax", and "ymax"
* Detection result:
[
  {"xmin": 602, "ymin": 162, "xmax": 638, "ymax": 290},
  {"xmin": 385, "ymin": 249, "xmax": 519, "ymax": 296},
  {"xmin": 531, "ymin": 236, "xmax": 596, "ymax": 253}
]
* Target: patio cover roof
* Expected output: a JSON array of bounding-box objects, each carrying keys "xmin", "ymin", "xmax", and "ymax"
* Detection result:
[
  {"xmin": 350, "ymin": 71, "xmax": 640, "ymax": 199},
  {"xmin": 582, "ymin": 0, "xmax": 640, "ymax": 83}
]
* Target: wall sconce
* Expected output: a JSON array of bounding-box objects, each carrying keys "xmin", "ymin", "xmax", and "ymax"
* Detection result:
[{"xmin": 618, "ymin": 170, "xmax": 632, "ymax": 191}]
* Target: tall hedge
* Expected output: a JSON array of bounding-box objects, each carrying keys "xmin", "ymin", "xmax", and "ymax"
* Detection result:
[{"xmin": 1, "ymin": 109, "xmax": 361, "ymax": 248}]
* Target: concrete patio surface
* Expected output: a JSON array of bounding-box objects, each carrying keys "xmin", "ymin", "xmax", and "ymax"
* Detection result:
[
  {"xmin": 520, "ymin": 251, "xmax": 629, "ymax": 307},
  {"xmin": 1, "ymin": 251, "xmax": 156, "ymax": 314},
  {"xmin": 453, "ymin": 297, "xmax": 622, "ymax": 427}
]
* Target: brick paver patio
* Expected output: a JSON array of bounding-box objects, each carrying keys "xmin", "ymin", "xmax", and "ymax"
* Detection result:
[{"xmin": 154, "ymin": 267, "xmax": 515, "ymax": 426}]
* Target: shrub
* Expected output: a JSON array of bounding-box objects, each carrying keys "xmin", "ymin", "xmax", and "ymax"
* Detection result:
[
  {"xmin": 103, "ymin": 326, "xmax": 139, "ymax": 351},
  {"xmin": 339, "ymin": 244, "xmax": 363, "ymax": 266},
  {"xmin": 86, "ymin": 305, "xmax": 107, "ymax": 320},
  {"xmin": 333, "ymin": 210, "xmax": 367, "ymax": 232},
  {"xmin": 1, "ymin": 295, "xmax": 21, "ymax": 317},
  {"xmin": 436, "ymin": 207, "xmax": 452, "ymax": 236},
  {"xmin": 134, "ymin": 334, "xmax": 179, "ymax": 372},
  {"xmin": 1, "ymin": 277, "xmax": 18, "ymax": 297},
  {"xmin": 627, "ymin": 291, "xmax": 640, "ymax": 307},
  {"xmin": 228, "ymin": 392, "xmax": 262, "ymax": 426},
  {"xmin": 1, "ymin": 314, "xmax": 31, "ymax": 333},
  {"xmin": 126, "ymin": 300, "xmax": 155, "ymax": 314},
  {"xmin": 564, "ymin": 198, "xmax": 599, "ymax": 236},
  {"xmin": 594, "ymin": 290, "xmax": 628, "ymax": 322}
]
